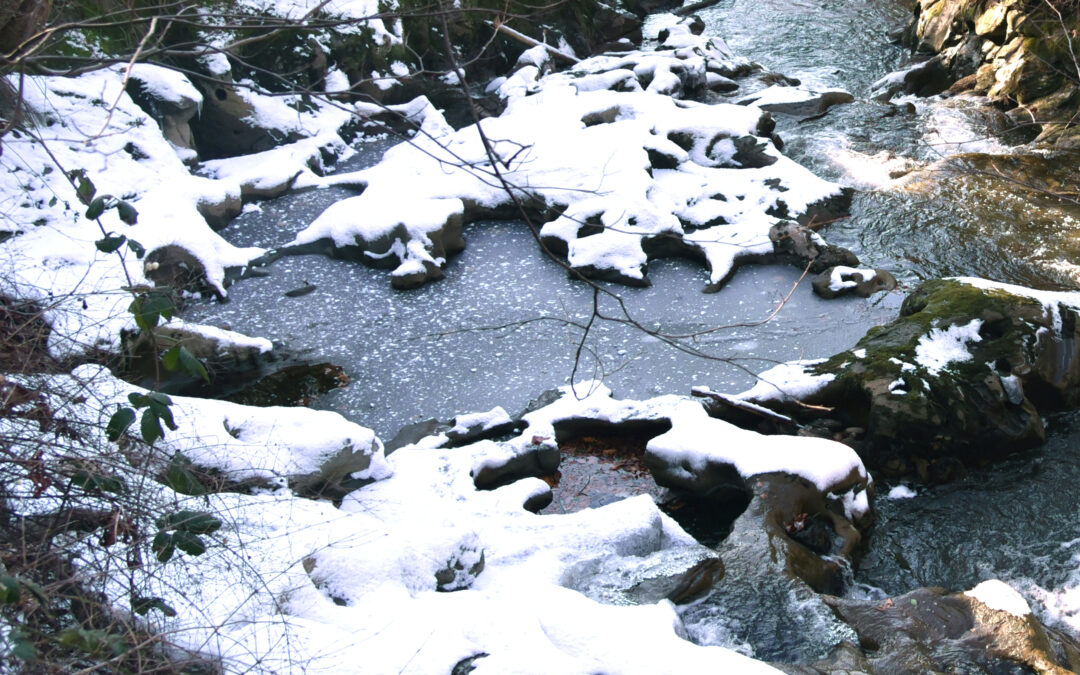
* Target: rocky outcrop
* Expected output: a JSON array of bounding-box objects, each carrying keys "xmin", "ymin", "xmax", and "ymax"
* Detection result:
[
  {"xmin": 902, "ymin": 0, "xmax": 1080, "ymax": 148},
  {"xmin": 743, "ymin": 278, "xmax": 1080, "ymax": 481}
]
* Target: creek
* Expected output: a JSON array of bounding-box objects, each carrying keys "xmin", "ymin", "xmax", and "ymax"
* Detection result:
[{"xmin": 184, "ymin": 0, "xmax": 1080, "ymax": 662}]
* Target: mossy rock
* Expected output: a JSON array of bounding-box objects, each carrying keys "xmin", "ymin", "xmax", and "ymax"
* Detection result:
[{"xmin": 752, "ymin": 279, "xmax": 1080, "ymax": 481}]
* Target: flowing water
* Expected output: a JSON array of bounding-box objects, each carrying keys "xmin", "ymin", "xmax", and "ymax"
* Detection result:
[{"xmin": 184, "ymin": 0, "xmax": 1080, "ymax": 662}]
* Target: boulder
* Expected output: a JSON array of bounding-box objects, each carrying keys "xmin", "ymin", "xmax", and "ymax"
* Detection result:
[
  {"xmin": 126, "ymin": 65, "xmax": 203, "ymax": 161},
  {"xmin": 745, "ymin": 278, "xmax": 1080, "ymax": 480},
  {"xmin": 803, "ymin": 581, "xmax": 1080, "ymax": 674},
  {"xmin": 769, "ymin": 222, "xmax": 860, "ymax": 274},
  {"xmin": 189, "ymin": 81, "xmax": 304, "ymax": 159}
]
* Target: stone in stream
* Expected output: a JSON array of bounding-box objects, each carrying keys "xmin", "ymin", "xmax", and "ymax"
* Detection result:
[
  {"xmin": 737, "ymin": 85, "xmax": 856, "ymax": 121},
  {"xmin": 774, "ymin": 581, "xmax": 1080, "ymax": 674},
  {"xmin": 811, "ymin": 265, "xmax": 897, "ymax": 299}
]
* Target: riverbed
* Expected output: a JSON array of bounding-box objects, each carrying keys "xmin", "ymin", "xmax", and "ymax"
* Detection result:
[{"xmin": 184, "ymin": 0, "xmax": 1080, "ymax": 660}]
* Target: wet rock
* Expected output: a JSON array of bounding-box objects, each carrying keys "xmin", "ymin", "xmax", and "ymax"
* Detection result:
[
  {"xmin": 446, "ymin": 407, "xmax": 517, "ymax": 445},
  {"xmin": 769, "ymin": 222, "xmax": 861, "ymax": 274},
  {"xmin": 871, "ymin": 56, "xmax": 952, "ymax": 100},
  {"xmin": 813, "ymin": 582, "xmax": 1080, "ymax": 674},
  {"xmin": 737, "ymin": 86, "xmax": 855, "ymax": 120},
  {"xmin": 749, "ymin": 278, "xmax": 1080, "ymax": 480},
  {"xmin": 811, "ymin": 266, "xmax": 897, "ymax": 299},
  {"xmin": 122, "ymin": 320, "xmax": 270, "ymax": 391},
  {"xmin": 144, "ymin": 245, "xmax": 215, "ymax": 296},
  {"xmin": 677, "ymin": 472, "xmax": 866, "ymax": 662},
  {"xmin": 289, "ymin": 437, "xmax": 384, "ymax": 500},
  {"xmin": 384, "ymin": 419, "xmax": 446, "ymax": 454}
]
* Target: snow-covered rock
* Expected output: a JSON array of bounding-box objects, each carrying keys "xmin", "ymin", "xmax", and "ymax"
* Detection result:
[{"xmin": 288, "ymin": 36, "xmax": 847, "ymax": 290}]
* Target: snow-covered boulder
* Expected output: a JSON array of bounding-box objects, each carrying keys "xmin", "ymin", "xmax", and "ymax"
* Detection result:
[{"xmin": 126, "ymin": 64, "xmax": 204, "ymax": 162}]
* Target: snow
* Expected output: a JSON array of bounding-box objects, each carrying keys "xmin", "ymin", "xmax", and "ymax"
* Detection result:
[
  {"xmin": 914, "ymin": 319, "xmax": 983, "ymax": 376},
  {"xmin": 129, "ymin": 63, "xmax": 202, "ymax": 107},
  {"xmin": 646, "ymin": 398, "xmax": 867, "ymax": 497},
  {"xmin": 451, "ymin": 407, "xmax": 513, "ymax": 435},
  {"xmin": 737, "ymin": 359, "xmax": 834, "ymax": 403},
  {"xmin": 292, "ymin": 36, "xmax": 842, "ymax": 288},
  {"xmin": 238, "ymin": 0, "xmax": 402, "ymax": 46},
  {"xmin": 965, "ymin": 580, "xmax": 1032, "ymax": 617},
  {"xmin": 887, "ymin": 484, "xmax": 918, "ymax": 499},
  {"xmin": 0, "ymin": 69, "xmax": 265, "ymax": 358},
  {"xmin": 200, "ymin": 134, "xmax": 350, "ymax": 193},
  {"xmin": 54, "ymin": 375, "xmax": 801, "ymax": 673},
  {"xmin": 826, "ymin": 265, "xmax": 876, "ymax": 292},
  {"xmin": 737, "ymin": 84, "xmax": 850, "ymax": 108},
  {"xmin": 957, "ymin": 276, "xmax": 1080, "ymax": 334}
]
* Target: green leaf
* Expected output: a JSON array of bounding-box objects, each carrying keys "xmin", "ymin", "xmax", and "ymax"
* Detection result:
[
  {"xmin": 70, "ymin": 469, "xmax": 126, "ymax": 495},
  {"xmin": 178, "ymin": 346, "xmax": 210, "ymax": 383},
  {"xmin": 0, "ymin": 575, "xmax": 20, "ymax": 603},
  {"xmin": 94, "ymin": 234, "xmax": 126, "ymax": 254},
  {"xmin": 131, "ymin": 596, "xmax": 177, "ymax": 617},
  {"xmin": 172, "ymin": 531, "xmax": 207, "ymax": 557},
  {"xmin": 159, "ymin": 453, "xmax": 208, "ymax": 496},
  {"xmin": 56, "ymin": 628, "xmax": 126, "ymax": 657},
  {"xmin": 126, "ymin": 238, "xmax": 146, "ymax": 258},
  {"xmin": 106, "ymin": 407, "xmax": 136, "ymax": 441},
  {"xmin": 71, "ymin": 169, "xmax": 96, "ymax": 205},
  {"xmin": 159, "ymin": 511, "xmax": 222, "ymax": 535},
  {"xmin": 10, "ymin": 628, "xmax": 37, "ymax": 661},
  {"xmin": 140, "ymin": 408, "xmax": 164, "ymax": 445},
  {"xmin": 147, "ymin": 391, "xmax": 173, "ymax": 406},
  {"xmin": 162, "ymin": 345, "xmax": 181, "ymax": 371},
  {"xmin": 152, "ymin": 531, "xmax": 175, "ymax": 563},
  {"xmin": 127, "ymin": 392, "xmax": 150, "ymax": 408},
  {"xmin": 85, "ymin": 194, "xmax": 113, "ymax": 220},
  {"xmin": 116, "ymin": 200, "xmax": 138, "ymax": 225},
  {"xmin": 131, "ymin": 291, "xmax": 175, "ymax": 331},
  {"xmin": 148, "ymin": 399, "xmax": 177, "ymax": 432}
]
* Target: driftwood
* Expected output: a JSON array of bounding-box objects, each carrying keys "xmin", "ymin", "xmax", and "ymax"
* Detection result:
[
  {"xmin": 489, "ymin": 19, "xmax": 580, "ymax": 65},
  {"xmin": 690, "ymin": 386, "xmax": 798, "ymax": 428}
]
